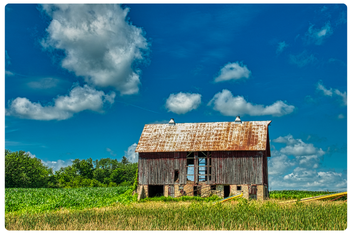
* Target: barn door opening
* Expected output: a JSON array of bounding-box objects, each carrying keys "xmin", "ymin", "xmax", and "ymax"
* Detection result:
[
  {"xmin": 168, "ymin": 185, "xmax": 175, "ymax": 198},
  {"xmin": 249, "ymin": 185, "xmax": 257, "ymax": 200},
  {"xmin": 224, "ymin": 185, "xmax": 230, "ymax": 198},
  {"xmin": 148, "ymin": 185, "xmax": 164, "ymax": 197}
]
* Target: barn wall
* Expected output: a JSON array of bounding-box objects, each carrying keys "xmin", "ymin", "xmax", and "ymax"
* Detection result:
[
  {"xmin": 212, "ymin": 151, "xmax": 264, "ymax": 185},
  {"xmin": 139, "ymin": 151, "xmax": 266, "ymax": 185},
  {"xmin": 138, "ymin": 152, "xmax": 187, "ymax": 185}
]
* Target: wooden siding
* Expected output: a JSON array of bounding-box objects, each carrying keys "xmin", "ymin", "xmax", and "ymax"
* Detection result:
[
  {"xmin": 139, "ymin": 151, "xmax": 266, "ymax": 185},
  {"xmin": 212, "ymin": 151, "xmax": 263, "ymax": 185},
  {"xmin": 138, "ymin": 152, "xmax": 187, "ymax": 185}
]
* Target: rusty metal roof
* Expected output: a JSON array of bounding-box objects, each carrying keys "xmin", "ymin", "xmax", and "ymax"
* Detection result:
[{"xmin": 135, "ymin": 121, "xmax": 271, "ymax": 153}]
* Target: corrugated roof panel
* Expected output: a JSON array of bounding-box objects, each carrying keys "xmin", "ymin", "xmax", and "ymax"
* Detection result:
[{"xmin": 135, "ymin": 121, "xmax": 271, "ymax": 152}]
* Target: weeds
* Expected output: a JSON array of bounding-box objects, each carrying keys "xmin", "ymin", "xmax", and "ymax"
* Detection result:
[{"xmin": 5, "ymin": 200, "xmax": 347, "ymax": 230}]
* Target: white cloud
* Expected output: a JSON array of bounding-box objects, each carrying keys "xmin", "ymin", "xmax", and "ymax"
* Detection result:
[
  {"xmin": 166, "ymin": 92, "xmax": 201, "ymax": 115},
  {"xmin": 43, "ymin": 159, "xmax": 74, "ymax": 172},
  {"xmin": 208, "ymin": 89, "xmax": 295, "ymax": 117},
  {"xmin": 214, "ymin": 62, "xmax": 251, "ymax": 82},
  {"xmin": 305, "ymin": 22, "xmax": 333, "ymax": 45},
  {"xmin": 269, "ymin": 135, "xmax": 346, "ymax": 191},
  {"xmin": 316, "ymin": 81, "xmax": 347, "ymax": 106},
  {"xmin": 26, "ymin": 151, "xmax": 36, "ymax": 158},
  {"xmin": 316, "ymin": 81, "xmax": 333, "ymax": 96},
  {"xmin": 334, "ymin": 89, "xmax": 347, "ymax": 106},
  {"xmin": 276, "ymin": 41, "xmax": 288, "ymax": 54},
  {"xmin": 268, "ymin": 153, "xmax": 295, "ymax": 176},
  {"xmin": 106, "ymin": 148, "xmax": 117, "ymax": 157},
  {"xmin": 289, "ymin": 50, "xmax": 317, "ymax": 67},
  {"xmin": 6, "ymin": 84, "xmax": 115, "ymax": 120},
  {"xmin": 276, "ymin": 167, "xmax": 347, "ymax": 191},
  {"xmin": 40, "ymin": 4, "xmax": 149, "ymax": 95},
  {"xmin": 125, "ymin": 143, "xmax": 138, "ymax": 163},
  {"xmin": 337, "ymin": 113, "xmax": 345, "ymax": 119},
  {"xmin": 273, "ymin": 134, "xmax": 300, "ymax": 145},
  {"xmin": 27, "ymin": 77, "xmax": 61, "ymax": 89},
  {"xmin": 24, "ymin": 151, "xmax": 73, "ymax": 172},
  {"xmin": 5, "ymin": 70, "xmax": 14, "ymax": 76},
  {"xmin": 279, "ymin": 141, "xmax": 325, "ymax": 157}
]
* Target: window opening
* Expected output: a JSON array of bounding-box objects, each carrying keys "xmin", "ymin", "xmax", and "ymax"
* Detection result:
[
  {"xmin": 211, "ymin": 185, "xmax": 216, "ymax": 190},
  {"xmin": 186, "ymin": 152, "xmax": 195, "ymax": 182},
  {"xmin": 174, "ymin": 170, "xmax": 179, "ymax": 183},
  {"xmin": 197, "ymin": 151, "xmax": 211, "ymax": 182},
  {"xmin": 237, "ymin": 186, "xmax": 242, "ymax": 191}
]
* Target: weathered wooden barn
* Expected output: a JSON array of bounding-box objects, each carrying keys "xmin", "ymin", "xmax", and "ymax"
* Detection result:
[{"xmin": 135, "ymin": 117, "xmax": 271, "ymax": 200}]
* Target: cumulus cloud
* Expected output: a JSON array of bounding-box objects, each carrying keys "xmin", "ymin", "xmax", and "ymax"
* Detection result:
[
  {"xmin": 274, "ymin": 134, "xmax": 325, "ymax": 169},
  {"xmin": 6, "ymin": 84, "xmax": 115, "ymax": 120},
  {"xmin": 40, "ymin": 4, "xmax": 149, "ymax": 95},
  {"xmin": 26, "ymin": 151, "xmax": 36, "ymax": 158},
  {"xmin": 271, "ymin": 167, "xmax": 347, "ymax": 191},
  {"xmin": 268, "ymin": 153, "xmax": 295, "ymax": 176},
  {"xmin": 305, "ymin": 22, "xmax": 333, "ymax": 45},
  {"xmin": 43, "ymin": 159, "xmax": 74, "ymax": 172},
  {"xmin": 166, "ymin": 92, "xmax": 201, "ymax": 114},
  {"xmin": 208, "ymin": 89, "xmax": 295, "ymax": 117},
  {"xmin": 124, "ymin": 143, "xmax": 138, "ymax": 163},
  {"xmin": 214, "ymin": 62, "xmax": 251, "ymax": 82},
  {"xmin": 279, "ymin": 141, "xmax": 325, "ymax": 157},
  {"xmin": 316, "ymin": 81, "xmax": 347, "ymax": 106},
  {"xmin": 269, "ymin": 135, "xmax": 346, "ymax": 191},
  {"xmin": 273, "ymin": 134, "xmax": 300, "ymax": 145},
  {"xmin": 24, "ymin": 151, "xmax": 73, "ymax": 172}
]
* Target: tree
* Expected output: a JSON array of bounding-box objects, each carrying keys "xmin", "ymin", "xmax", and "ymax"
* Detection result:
[
  {"xmin": 5, "ymin": 150, "xmax": 52, "ymax": 188},
  {"xmin": 121, "ymin": 156, "xmax": 130, "ymax": 165},
  {"xmin": 72, "ymin": 158, "xmax": 94, "ymax": 179},
  {"xmin": 110, "ymin": 162, "xmax": 138, "ymax": 185}
]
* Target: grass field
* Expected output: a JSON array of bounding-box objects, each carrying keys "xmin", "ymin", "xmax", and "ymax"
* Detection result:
[{"xmin": 5, "ymin": 188, "xmax": 347, "ymax": 230}]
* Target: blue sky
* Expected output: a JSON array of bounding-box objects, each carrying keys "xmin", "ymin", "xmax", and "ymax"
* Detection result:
[{"xmin": 3, "ymin": 3, "xmax": 347, "ymax": 191}]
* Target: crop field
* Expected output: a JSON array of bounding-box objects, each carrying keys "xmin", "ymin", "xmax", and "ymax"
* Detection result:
[
  {"xmin": 5, "ymin": 187, "xmax": 130, "ymax": 213},
  {"xmin": 269, "ymin": 190, "xmax": 346, "ymax": 200},
  {"xmin": 5, "ymin": 188, "xmax": 347, "ymax": 230}
]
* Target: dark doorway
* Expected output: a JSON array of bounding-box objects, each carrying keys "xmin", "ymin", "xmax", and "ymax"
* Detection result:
[
  {"xmin": 194, "ymin": 186, "xmax": 201, "ymax": 196},
  {"xmin": 174, "ymin": 170, "xmax": 179, "ymax": 182},
  {"xmin": 148, "ymin": 185, "xmax": 164, "ymax": 197},
  {"xmin": 224, "ymin": 185, "xmax": 230, "ymax": 198}
]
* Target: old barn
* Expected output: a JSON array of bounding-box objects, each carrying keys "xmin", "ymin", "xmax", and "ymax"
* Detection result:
[{"xmin": 135, "ymin": 117, "xmax": 271, "ymax": 200}]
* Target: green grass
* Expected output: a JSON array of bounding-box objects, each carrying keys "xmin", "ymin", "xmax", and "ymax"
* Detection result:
[
  {"xmin": 269, "ymin": 190, "xmax": 346, "ymax": 200},
  {"xmin": 5, "ymin": 200, "xmax": 347, "ymax": 230},
  {"xmin": 5, "ymin": 187, "xmax": 130, "ymax": 214},
  {"xmin": 5, "ymin": 188, "xmax": 347, "ymax": 230}
]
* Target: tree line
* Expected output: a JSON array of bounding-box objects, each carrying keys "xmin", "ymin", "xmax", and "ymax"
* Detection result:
[{"xmin": 5, "ymin": 150, "xmax": 138, "ymax": 188}]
